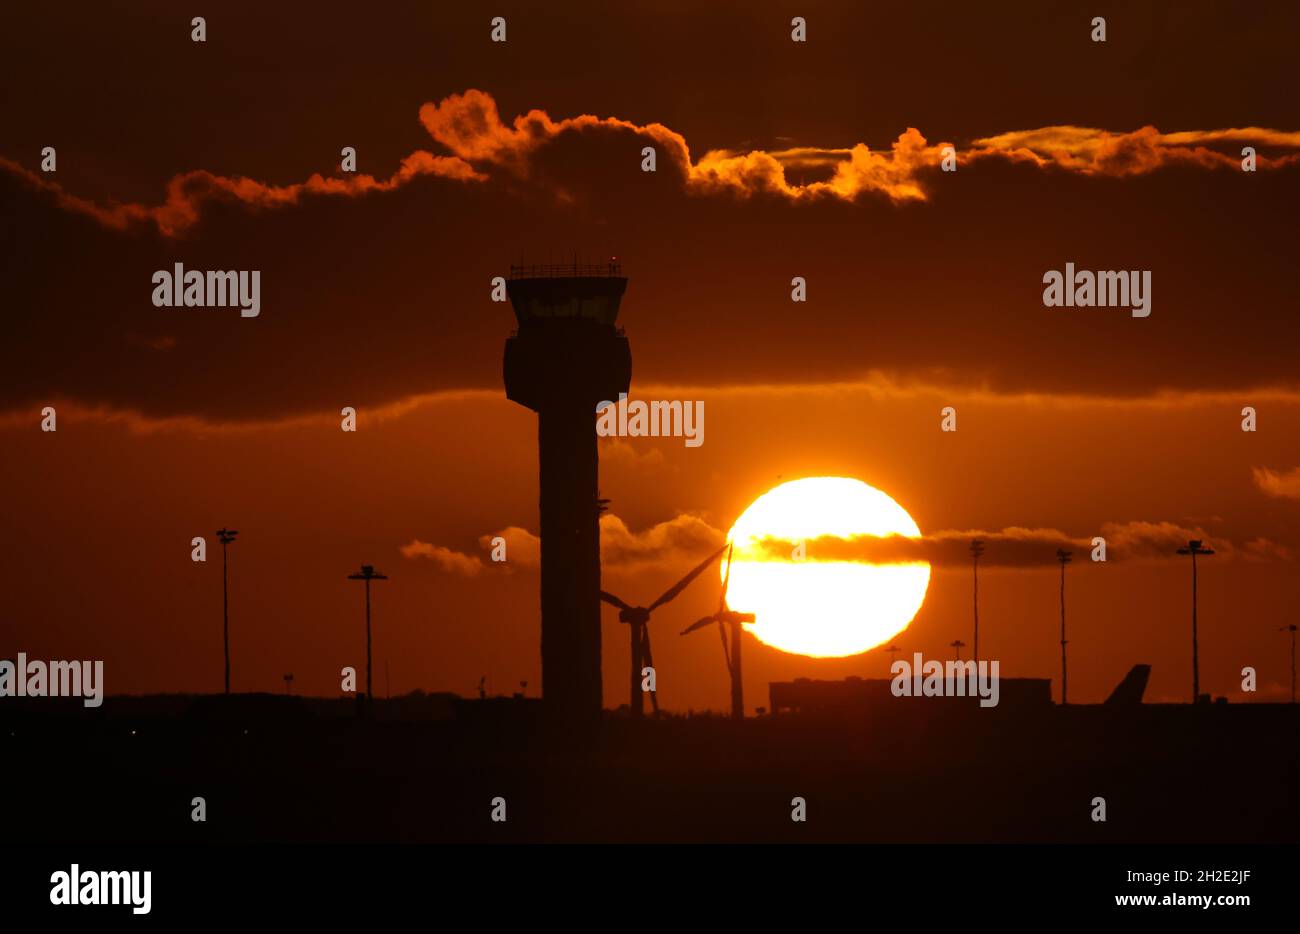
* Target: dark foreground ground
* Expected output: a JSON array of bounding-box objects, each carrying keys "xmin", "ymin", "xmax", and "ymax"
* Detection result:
[{"xmin": 4, "ymin": 694, "xmax": 1297, "ymax": 843}]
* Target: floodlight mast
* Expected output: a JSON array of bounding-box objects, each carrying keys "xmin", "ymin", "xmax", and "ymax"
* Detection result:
[
  {"xmin": 348, "ymin": 564, "xmax": 389, "ymax": 702},
  {"xmin": 216, "ymin": 528, "xmax": 239, "ymax": 694},
  {"xmin": 1280, "ymin": 624, "xmax": 1297, "ymax": 704},
  {"xmin": 970, "ymin": 539, "xmax": 985, "ymax": 663},
  {"xmin": 1057, "ymin": 549, "xmax": 1073, "ymax": 705},
  {"xmin": 1176, "ymin": 540, "xmax": 1215, "ymax": 703}
]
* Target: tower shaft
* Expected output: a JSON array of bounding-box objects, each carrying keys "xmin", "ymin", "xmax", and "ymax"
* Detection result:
[{"xmin": 536, "ymin": 406, "xmax": 604, "ymax": 724}]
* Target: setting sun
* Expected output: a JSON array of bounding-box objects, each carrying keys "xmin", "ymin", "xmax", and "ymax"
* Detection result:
[{"xmin": 725, "ymin": 477, "xmax": 931, "ymax": 657}]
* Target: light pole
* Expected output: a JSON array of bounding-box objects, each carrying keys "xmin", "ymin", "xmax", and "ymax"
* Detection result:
[
  {"xmin": 217, "ymin": 528, "xmax": 239, "ymax": 695},
  {"xmin": 1057, "ymin": 548, "xmax": 1072, "ymax": 705},
  {"xmin": 348, "ymin": 565, "xmax": 388, "ymax": 701},
  {"xmin": 1281, "ymin": 624, "xmax": 1297, "ymax": 704},
  {"xmin": 970, "ymin": 539, "xmax": 985, "ymax": 663},
  {"xmin": 1176, "ymin": 540, "xmax": 1215, "ymax": 704}
]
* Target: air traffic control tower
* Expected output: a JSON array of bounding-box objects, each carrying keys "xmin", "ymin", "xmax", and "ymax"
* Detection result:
[{"xmin": 503, "ymin": 261, "xmax": 631, "ymax": 731}]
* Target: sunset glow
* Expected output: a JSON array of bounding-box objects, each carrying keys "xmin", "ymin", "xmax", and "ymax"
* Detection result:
[{"xmin": 725, "ymin": 477, "xmax": 931, "ymax": 658}]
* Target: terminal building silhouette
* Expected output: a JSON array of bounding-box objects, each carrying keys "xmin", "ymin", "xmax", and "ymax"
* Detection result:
[{"xmin": 769, "ymin": 665, "xmax": 1152, "ymax": 716}]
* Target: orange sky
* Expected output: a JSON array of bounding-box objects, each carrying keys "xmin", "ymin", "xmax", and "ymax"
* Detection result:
[
  {"xmin": 4, "ymin": 380, "xmax": 1296, "ymax": 709},
  {"xmin": 2, "ymin": 2, "xmax": 1298, "ymax": 712}
]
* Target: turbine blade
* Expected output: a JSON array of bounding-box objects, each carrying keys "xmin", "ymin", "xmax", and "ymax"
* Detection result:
[
  {"xmin": 648, "ymin": 544, "xmax": 728, "ymax": 611},
  {"xmin": 600, "ymin": 590, "xmax": 633, "ymax": 612},
  {"xmin": 718, "ymin": 542, "xmax": 735, "ymax": 613},
  {"xmin": 680, "ymin": 615, "xmax": 717, "ymax": 636}
]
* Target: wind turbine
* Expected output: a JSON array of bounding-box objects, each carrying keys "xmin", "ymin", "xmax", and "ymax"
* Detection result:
[
  {"xmin": 601, "ymin": 544, "xmax": 727, "ymax": 718},
  {"xmin": 1176, "ymin": 539, "xmax": 1214, "ymax": 703},
  {"xmin": 680, "ymin": 543, "xmax": 755, "ymax": 720}
]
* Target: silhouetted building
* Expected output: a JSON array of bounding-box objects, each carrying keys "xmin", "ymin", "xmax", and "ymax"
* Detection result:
[{"xmin": 504, "ymin": 261, "xmax": 631, "ymax": 732}]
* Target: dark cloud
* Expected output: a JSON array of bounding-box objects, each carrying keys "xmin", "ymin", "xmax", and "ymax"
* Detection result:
[
  {"xmin": 401, "ymin": 513, "xmax": 724, "ymax": 579},
  {"xmin": 746, "ymin": 522, "xmax": 1292, "ymax": 567},
  {"xmin": 4, "ymin": 3, "xmax": 1300, "ymax": 420}
]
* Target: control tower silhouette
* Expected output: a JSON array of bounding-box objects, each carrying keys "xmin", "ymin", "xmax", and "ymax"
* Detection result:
[{"xmin": 503, "ymin": 260, "xmax": 631, "ymax": 731}]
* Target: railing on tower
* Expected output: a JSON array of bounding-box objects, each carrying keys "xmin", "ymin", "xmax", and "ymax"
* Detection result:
[{"xmin": 509, "ymin": 260, "xmax": 623, "ymax": 279}]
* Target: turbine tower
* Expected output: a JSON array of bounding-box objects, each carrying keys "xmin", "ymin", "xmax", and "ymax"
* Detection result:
[
  {"xmin": 503, "ymin": 259, "xmax": 631, "ymax": 731},
  {"xmin": 681, "ymin": 543, "xmax": 755, "ymax": 720}
]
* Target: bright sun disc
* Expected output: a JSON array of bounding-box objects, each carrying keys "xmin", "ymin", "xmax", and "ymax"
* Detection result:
[{"xmin": 725, "ymin": 477, "xmax": 930, "ymax": 658}]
